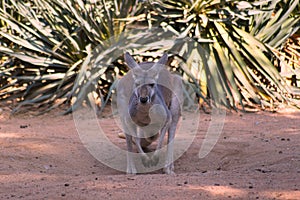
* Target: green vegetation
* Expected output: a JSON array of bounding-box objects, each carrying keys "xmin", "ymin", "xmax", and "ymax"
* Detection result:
[{"xmin": 0, "ymin": 0, "xmax": 299, "ymax": 114}]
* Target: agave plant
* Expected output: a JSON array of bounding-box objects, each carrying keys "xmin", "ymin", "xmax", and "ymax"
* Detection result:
[
  {"xmin": 0, "ymin": 0, "xmax": 140, "ymax": 113},
  {"xmin": 0, "ymin": 0, "xmax": 299, "ymax": 114},
  {"xmin": 68, "ymin": 26, "xmax": 194, "ymax": 114},
  {"xmin": 143, "ymin": 0, "xmax": 299, "ymax": 109}
]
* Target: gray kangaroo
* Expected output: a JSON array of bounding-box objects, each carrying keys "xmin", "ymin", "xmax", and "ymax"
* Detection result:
[{"xmin": 116, "ymin": 52, "xmax": 183, "ymax": 174}]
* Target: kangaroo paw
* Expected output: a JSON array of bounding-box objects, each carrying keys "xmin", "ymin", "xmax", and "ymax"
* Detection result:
[
  {"xmin": 151, "ymin": 152, "xmax": 159, "ymax": 166},
  {"xmin": 141, "ymin": 154, "xmax": 152, "ymax": 168}
]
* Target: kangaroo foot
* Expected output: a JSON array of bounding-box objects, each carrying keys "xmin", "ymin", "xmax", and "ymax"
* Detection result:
[
  {"xmin": 126, "ymin": 160, "xmax": 137, "ymax": 174},
  {"xmin": 163, "ymin": 164, "xmax": 175, "ymax": 175},
  {"xmin": 126, "ymin": 166, "xmax": 137, "ymax": 175}
]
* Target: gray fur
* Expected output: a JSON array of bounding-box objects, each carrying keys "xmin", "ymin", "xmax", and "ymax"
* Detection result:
[{"xmin": 116, "ymin": 52, "xmax": 183, "ymax": 174}]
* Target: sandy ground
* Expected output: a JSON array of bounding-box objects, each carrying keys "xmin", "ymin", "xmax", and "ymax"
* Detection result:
[{"xmin": 0, "ymin": 106, "xmax": 299, "ymax": 200}]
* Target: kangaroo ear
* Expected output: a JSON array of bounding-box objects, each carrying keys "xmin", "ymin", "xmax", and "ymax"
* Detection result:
[
  {"xmin": 124, "ymin": 52, "xmax": 139, "ymax": 69},
  {"xmin": 148, "ymin": 53, "xmax": 168, "ymax": 79},
  {"xmin": 151, "ymin": 53, "xmax": 168, "ymax": 72},
  {"xmin": 157, "ymin": 53, "xmax": 168, "ymax": 66}
]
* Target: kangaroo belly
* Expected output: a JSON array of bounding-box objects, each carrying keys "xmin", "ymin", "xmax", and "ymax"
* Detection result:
[{"xmin": 130, "ymin": 101, "xmax": 169, "ymax": 127}]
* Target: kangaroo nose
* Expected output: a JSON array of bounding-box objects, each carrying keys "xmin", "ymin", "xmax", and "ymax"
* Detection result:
[{"xmin": 139, "ymin": 96, "xmax": 149, "ymax": 104}]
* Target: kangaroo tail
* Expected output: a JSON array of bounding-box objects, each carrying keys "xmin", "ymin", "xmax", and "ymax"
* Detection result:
[
  {"xmin": 141, "ymin": 133, "xmax": 159, "ymax": 148},
  {"xmin": 118, "ymin": 132, "xmax": 159, "ymax": 148}
]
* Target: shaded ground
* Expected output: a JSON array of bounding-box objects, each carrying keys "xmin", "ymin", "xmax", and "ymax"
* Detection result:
[{"xmin": 0, "ymin": 106, "xmax": 299, "ymax": 200}]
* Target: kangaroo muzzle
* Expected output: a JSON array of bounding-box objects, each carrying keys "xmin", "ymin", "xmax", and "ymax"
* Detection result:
[
  {"xmin": 136, "ymin": 84, "xmax": 153, "ymax": 104},
  {"xmin": 139, "ymin": 96, "xmax": 149, "ymax": 104}
]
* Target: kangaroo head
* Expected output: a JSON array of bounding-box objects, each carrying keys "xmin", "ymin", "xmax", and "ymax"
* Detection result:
[{"xmin": 124, "ymin": 52, "xmax": 168, "ymax": 104}]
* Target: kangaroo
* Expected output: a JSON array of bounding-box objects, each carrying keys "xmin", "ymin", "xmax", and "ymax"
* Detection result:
[{"xmin": 116, "ymin": 52, "xmax": 183, "ymax": 174}]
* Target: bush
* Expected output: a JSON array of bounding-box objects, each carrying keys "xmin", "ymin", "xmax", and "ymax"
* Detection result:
[{"xmin": 0, "ymin": 0, "xmax": 299, "ymax": 114}]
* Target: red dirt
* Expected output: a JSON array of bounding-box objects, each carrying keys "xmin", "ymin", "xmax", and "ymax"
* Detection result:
[{"xmin": 0, "ymin": 106, "xmax": 299, "ymax": 200}]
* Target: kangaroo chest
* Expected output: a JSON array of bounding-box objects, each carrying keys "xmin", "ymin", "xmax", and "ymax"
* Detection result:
[
  {"xmin": 131, "ymin": 104, "xmax": 152, "ymax": 127},
  {"xmin": 128, "ymin": 95, "xmax": 169, "ymax": 128}
]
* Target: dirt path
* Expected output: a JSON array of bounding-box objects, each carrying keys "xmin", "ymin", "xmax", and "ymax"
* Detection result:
[{"xmin": 0, "ymin": 107, "xmax": 299, "ymax": 199}]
